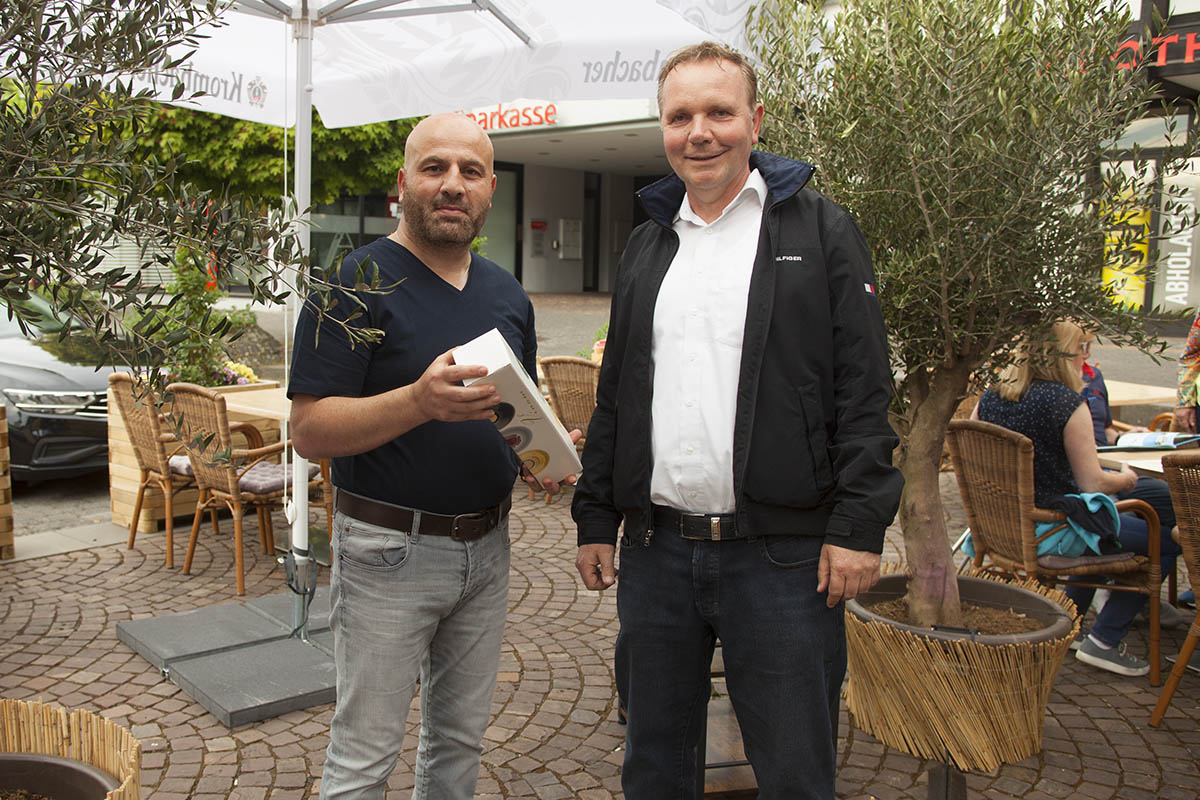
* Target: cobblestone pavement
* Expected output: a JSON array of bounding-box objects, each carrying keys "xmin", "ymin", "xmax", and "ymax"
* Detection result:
[{"xmin": 2, "ymin": 476, "xmax": 1198, "ymax": 799}]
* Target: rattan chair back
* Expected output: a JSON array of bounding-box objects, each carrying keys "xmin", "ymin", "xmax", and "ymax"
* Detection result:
[
  {"xmin": 949, "ymin": 418, "xmax": 1164, "ymax": 684},
  {"xmin": 540, "ymin": 356, "xmax": 599, "ymax": 446},
  {"xmin": 1152, "ymin": 450, "xmax": 1200, "ymax": 724},
  {"xmin": 109, "ymin": 372, "xmax": 172, "ymax": 477},
  {"xmin": 945, "ymin": 419, "xmax": 1041, "ymax": 573},
  {"xmin": 1162, "ymin": 451, "xmax": 1200, "ymax": 606},
  {"xmin": 165, "ymin": 382, "xmax": 241, "ymax": 497}
]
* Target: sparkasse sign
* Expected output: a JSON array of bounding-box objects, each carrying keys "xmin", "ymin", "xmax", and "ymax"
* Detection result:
[{"xmin": 464, "ymin": 102, "xmax": 558, "ymax": 131}]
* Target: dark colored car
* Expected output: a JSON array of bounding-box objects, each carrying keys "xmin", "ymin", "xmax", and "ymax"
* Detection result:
[{"xmin": 1, "ymin": 303, "xmax": 113, "ymax": 483}]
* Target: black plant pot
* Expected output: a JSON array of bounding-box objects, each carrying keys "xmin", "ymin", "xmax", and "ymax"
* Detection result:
[
  {"xmin": 848, "ymin": 573, "xmax": 1075, "ymax": 643},
  {"xmin": 0, "ymin": 753, "xmax": 118, "ymax": 799}
]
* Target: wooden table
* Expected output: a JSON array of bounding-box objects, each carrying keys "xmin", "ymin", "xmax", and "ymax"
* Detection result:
[
  {"xmin": 1098, "ymin": 449, "xmax": 1166, "ymax": 476},
  {"xmin": 223, "ymin": 386, "xmax": 290, "ymax": 421},
  {"xmin": 1105, "ymin": 379, "xmax": 1177, "ymax": 412}
]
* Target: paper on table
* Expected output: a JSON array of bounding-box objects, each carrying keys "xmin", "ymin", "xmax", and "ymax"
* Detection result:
[{"xmin": 1098, "ymin": 431, "xmax": 1200, "ymax": 451}]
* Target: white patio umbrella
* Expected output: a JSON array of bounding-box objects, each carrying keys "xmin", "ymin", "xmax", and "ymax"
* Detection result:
[{"xmin": 134, "ymin": 0, "xmax": 753, "ymax": 630}]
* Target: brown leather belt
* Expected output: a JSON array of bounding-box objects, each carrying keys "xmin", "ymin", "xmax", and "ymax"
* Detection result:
[
  {"xmin": 336, "ymin": 491, "xmax": 511, "ymax": 541},
  {"xmin": 652, "ymin": 504, "xmax": 739, "ymax": 541}
]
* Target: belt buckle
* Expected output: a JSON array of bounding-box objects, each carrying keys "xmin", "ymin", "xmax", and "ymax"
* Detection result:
[
  {"xmin": 451, "ymin": 511, "xmax": 487, "ymax": 541},
  {"xmin": 710, "ymin": 516, "xmax": 721, "ymax": 541}
]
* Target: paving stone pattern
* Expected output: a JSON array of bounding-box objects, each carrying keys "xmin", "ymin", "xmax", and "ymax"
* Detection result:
[{"xmin": 1, "ymin": 477, "xmax": 1198, "ymax": 799}]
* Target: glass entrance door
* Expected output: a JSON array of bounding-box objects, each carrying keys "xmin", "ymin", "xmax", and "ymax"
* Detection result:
[{"xmin": 479, "ymin": 164, "xmax": 523, "ymax": 280}]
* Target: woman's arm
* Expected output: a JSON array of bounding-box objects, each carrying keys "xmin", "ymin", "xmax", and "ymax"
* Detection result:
[{"xmin": 1064, "ymin": 403, "xmax": 1137, "ymax": 494}]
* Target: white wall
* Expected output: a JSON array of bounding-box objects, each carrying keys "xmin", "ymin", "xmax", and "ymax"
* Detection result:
[{"xmin": 521, "ymin": 165, "xmax": 585, "ymax": 292}]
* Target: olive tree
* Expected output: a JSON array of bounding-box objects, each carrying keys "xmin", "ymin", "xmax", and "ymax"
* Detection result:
[
  {"xmin": 750, "ymin": 0, "xmax": 1198, "ymax": 624},
  {"xmin": 0, "ymin": 0, "xmax": 374, "ymax": 382}
]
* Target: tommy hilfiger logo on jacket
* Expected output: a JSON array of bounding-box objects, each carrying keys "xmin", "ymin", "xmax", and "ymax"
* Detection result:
[{"xmin": 775, "ymin": 254, "xmax": 803, "ymax": 262}]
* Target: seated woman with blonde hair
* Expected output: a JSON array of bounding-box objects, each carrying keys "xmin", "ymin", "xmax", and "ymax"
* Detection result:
[{"xmin": 972, "ymin": 320, "xmax": 1180, "ymax": 677}]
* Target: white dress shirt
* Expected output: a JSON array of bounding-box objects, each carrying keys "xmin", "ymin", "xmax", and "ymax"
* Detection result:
[{"xmin": 650, "ymin": 169, "xmax": 767, "ymax": 513}]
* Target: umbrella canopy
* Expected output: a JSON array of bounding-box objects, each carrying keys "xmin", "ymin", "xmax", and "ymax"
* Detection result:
[{"xmin": 132, "ymin": 0, "xmax": 752, "ymax": 129}]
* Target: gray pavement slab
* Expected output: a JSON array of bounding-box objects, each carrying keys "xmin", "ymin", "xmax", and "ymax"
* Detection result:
[
  {"xmin": 116, "ymin": 603, "xmax": 289, "ymax": 671},
  {"xmin": 168, "ymin": 637, "xmax": 336, "ymax": 728},
  {"xmin": 244, "ymin": 586, "xmax": 332, "ymax": 633},
  {"xmin": 4, "ymin": 521, "xmax": 127, "ymax": 561}
]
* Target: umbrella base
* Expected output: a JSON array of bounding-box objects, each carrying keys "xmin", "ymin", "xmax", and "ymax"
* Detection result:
[{"xmin": 116, "ymin": 588, "xmax": 336, "ymax": 727}]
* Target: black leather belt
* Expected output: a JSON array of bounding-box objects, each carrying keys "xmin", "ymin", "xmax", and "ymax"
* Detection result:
[
  {"xmin": 652, "ymin": 504, "xmax": 739, "ymax": 541},
  {"xmin": 336, "ymin": 491, "xmax": 511, "ymax": 541}
]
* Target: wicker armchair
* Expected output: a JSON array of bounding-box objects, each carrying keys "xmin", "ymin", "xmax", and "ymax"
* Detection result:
[
  {"xmin": 166, "ymin": 382, "xmax": 332, "ymax": 595},
  {"xmin": 945, "ymin": 418, "xmax": 1163, "ymax": 685},
  {"xmin": 1111, "ymin": 412, "xmax": 1174, "ymax": 434},
  {"xmin": 539, "ymin": 356, "xmax": 599, "ymax": 451},
  {"xmin": 108, "ymin": 373, "xmax": 201, "ymax": 568},
  {"xmin": 1150, "ymin": 451, "xmax": 1200, "ymax": 725}
]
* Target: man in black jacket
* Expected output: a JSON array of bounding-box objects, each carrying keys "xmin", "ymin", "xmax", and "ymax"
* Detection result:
[{"xmin": 571, "ymin": 42, "xmax": 903, "ymax": 800}]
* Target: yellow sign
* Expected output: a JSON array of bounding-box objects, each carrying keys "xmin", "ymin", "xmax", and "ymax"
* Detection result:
[{"xmin": 1102, "ymin": 200, "xmax": 1150, "ymax": 309}]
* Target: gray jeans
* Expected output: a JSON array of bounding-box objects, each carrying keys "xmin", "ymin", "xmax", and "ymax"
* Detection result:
[{"xmin": 319, "ymin": 509, "xmax": 510, "ymax": 800}]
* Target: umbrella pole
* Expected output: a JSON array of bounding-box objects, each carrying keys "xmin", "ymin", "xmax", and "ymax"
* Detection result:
[{"xmin": 287, "ymin": 2, "xmax": 316, "ymax": 641}]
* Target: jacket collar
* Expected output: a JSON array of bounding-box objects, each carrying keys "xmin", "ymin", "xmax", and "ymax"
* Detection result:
[{"xmin": 637, "ymin": 150, "xmax": 815, "ymax": 229}]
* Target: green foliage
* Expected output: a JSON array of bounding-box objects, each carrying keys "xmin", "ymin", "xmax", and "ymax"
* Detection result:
[
  {"xmin": 751, "ymin": 0, "xmax": 1200, "ymax": 423},
  {"xmin": 577, "ymin": 323, "xmax": 608, "ymax": 358},
  {"xmin": 138, "ymin": 106, "xmax": 415, "ymax": 206},
  {"xmin": 0, "ymin": 0, "xmax": 382, "ymax": 396},
  {"xmin": 131, "ymin": 251, "xmax": 256, "ymax": 385}
]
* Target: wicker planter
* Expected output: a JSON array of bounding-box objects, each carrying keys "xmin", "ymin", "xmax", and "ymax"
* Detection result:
[
  {"xmin": 0, "ymin": 406, "xmax": 11, "ymax": 560},
  {"xmin": 0, "ymin": 698, "xmax": 140, "ymax": 799},
  {"xmin": 108, "ymin": 380, "xmax": 281, "ymax": 534},
  {"xmin": 843, "ymin": 572, "xmax": 1076, "ymax": 773}
]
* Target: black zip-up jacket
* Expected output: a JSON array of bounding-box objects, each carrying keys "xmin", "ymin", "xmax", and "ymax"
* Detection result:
[{"xmin": 571, "ymin": 151, "xmax": 903, "ymax": 553}]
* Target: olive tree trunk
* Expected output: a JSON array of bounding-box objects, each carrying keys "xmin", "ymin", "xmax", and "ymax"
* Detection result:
[{"xmin": 896, "ymin": 365, "xmax": 975, "ymax": 627}]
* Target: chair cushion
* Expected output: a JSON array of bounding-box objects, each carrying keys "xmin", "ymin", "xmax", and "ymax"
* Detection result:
[
  {"xmin": 168, "ymin": 455, "xmax": 193, "ymax": 476},
  {"xmin": 1037, "ymin": 551, "xmax": 1140, "ymax": 570},
  {"xmin": 239, "ymin": 461, "xmax": 320, "ymax": 494}
]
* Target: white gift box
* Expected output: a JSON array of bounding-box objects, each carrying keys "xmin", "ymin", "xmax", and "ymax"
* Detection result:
[{"xmin": 453, "ymin": 328, "xmax": 583, "ymax": 483}]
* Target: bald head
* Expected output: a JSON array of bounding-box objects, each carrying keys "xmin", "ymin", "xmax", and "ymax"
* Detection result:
[
  {"xmin": 404, "ymin": 113, "xmax": 494, "ymax": 173},
  {"xmin": 397, "ymin": 113, "xmax": 497, "ymax": 253}
]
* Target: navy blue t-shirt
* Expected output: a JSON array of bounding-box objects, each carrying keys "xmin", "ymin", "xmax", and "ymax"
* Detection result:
[
  {"xmin": 978, "ymin": 380, "xmax": 1084, "ymax": 507},
  {"xmin": 287, "ymin": 237, "xmax": 536, "ymax": 514}
]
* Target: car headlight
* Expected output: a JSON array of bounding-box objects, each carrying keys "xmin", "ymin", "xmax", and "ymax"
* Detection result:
[{"xmin": 2, "ymin": 388, "xmax": 102, "ymax": 414}]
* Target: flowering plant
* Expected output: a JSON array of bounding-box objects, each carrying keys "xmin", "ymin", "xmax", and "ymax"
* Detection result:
[{"xmin": 218, "ymin": 360, "xmax": 259, "ymax": 386}]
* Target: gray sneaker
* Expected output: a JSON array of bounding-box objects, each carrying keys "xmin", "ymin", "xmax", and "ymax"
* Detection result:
[
  {"xmin": 1076, "ymin": 638, "xmax": 1150, "ymax": 677},
  {"xmin": 1135, "ymin": 601, "xmax": 1192, "ymax": 630},
  {"xmin": 1069, "ymin": 630, "xmax": 1087, "ymax": 651}
]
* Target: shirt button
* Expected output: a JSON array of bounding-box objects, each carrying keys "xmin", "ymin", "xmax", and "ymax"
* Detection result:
[
  {"xmin": 687, "ymin": 446, "xmax": 694, "ymax": 454},
  {"xmin": 686, "ymin": 400, "xmax": 694, "ymax": 407},
  {"xmin": 689, "ymin": 354, "xmax": 697, "ymax": 362}
]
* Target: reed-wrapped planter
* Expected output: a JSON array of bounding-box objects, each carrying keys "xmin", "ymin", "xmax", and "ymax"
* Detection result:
[
  {"xmin": 843, "ymin": 572, "xmax": 1077, "ymax": 773},
  {"xmin": 0, "ymin": 698, "xmax": 140, "ymax": 800}
]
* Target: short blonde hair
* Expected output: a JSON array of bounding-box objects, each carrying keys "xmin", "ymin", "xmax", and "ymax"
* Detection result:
[
  {"xmin": 994, "ymin": 320, "xmax": 1087, "ymax": 401},
  {"xmin": 657, "ymin": 41, "xmax": 758, "ymax": 114}
]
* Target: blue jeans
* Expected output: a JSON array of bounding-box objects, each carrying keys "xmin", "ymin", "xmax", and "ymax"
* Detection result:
[
  {"xmin": 1066, "ymin": 508, "xmax": 1181, "ymax": 646},
  {"xmin": 616, "ymin": 526, "xmax": 845, "ymax": 800},
  {"xmin": 320, "ymin": 510, "xmax": 510, "ymax": 800}
]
